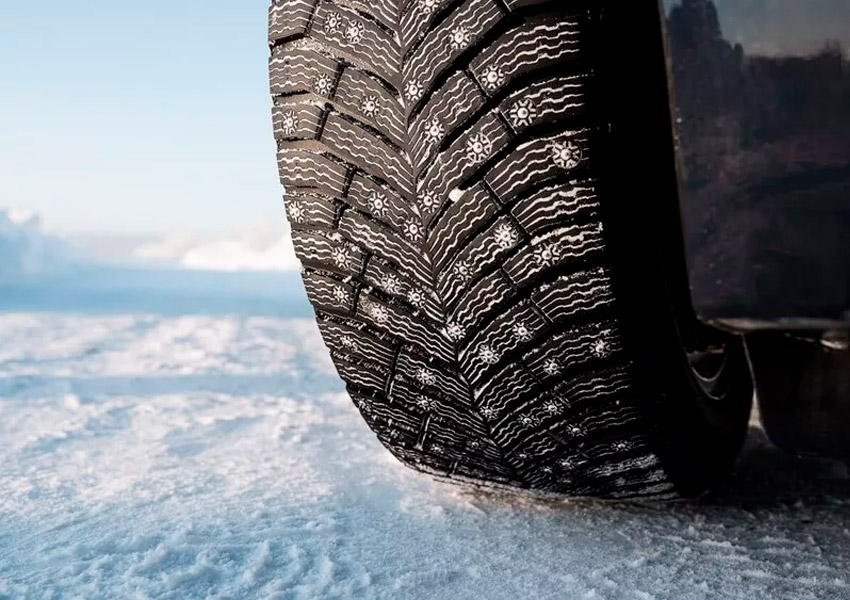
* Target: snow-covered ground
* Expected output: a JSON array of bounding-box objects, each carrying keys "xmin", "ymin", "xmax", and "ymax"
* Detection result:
[{"xmin": 2, "ymin": 249, "xmax": 850, "ymax": 599}]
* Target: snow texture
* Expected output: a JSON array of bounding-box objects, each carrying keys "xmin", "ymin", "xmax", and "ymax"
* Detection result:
[{"xmin": 1, "ymin": 275, "xmax": 850, "ymax": 599}]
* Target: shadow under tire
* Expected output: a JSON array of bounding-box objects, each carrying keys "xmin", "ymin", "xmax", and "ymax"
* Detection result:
[{"xmin": 268, "ymin": 0, "xmax": 753, "ymax": 499}]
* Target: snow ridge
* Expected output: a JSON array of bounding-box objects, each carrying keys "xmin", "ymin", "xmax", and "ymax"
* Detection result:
[{"xmin": 0, "ymin": 209, "xmax": 81, "ymax": 280}]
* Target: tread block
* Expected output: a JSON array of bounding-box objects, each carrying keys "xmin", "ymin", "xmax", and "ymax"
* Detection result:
[
  {"xmin": 357, "ymin": 294, "xmax": 455, "ymax": 362},
  {"xmin": 335, "ymin": 355, "xmax": 389, "ymax": 394},
  {"xmin": 303, "ymin": 271, "xmax": 357, "ymax": 314},
  {"xmin": 270, "ymin": 47, "xmax": 339, "ymax": 97},
  {"xmin": 428, "ymin": 184, "xmax": 499, "ymax": 272},
  {"xmin": 313, "ymin": 2, "xmax": 401, "ymax": 84},
  {"xmin": 497, "ymin": 74, "xmax": 588, "ymax": 135},
  {"xmin": 322, "ymin": 114, "xmax": 411, "ymax": 194},
  {"xmin": 363, "ymin": 258, "xmax": 443, "ymax": 322},
  {"xmin": 485, "ymin": 129, "xmax": 591, "ymax": 200},
  {"xmin": 269, "ymin": 0, "xmax": 317, "ymax": 43},
  {"xmin": 475, "ymin": 362, "xmax": 539, "ymax": 423},
  {"xmin": 346, "ymin": 174, "xmax": 415, "ymax": 229},
  {"xmin": 445, "ymin": 270, "xmax": 514, "ymax": 330},
  {"xmin": 461, "ymin": 301, "xmax": 547, "ymax": 384},
  {"xmin": 396, "ymin": 347, "xmax": 470, "ymax": 401},
  {"xmin": 318, "ymin": 318, "xmax": 398, "ymax": 368},
  {"xmin": 523, "ymin": 321, "xmax": 622, "ymax": 382},
  {"xmin": 470, "ymin": 17, "xmax": 584, "ymax": 99},
  {"xmin": 531, "ymin": 268, "xmax": 615, "ymax": 324},
  {"xmin": 510, "ymin": 180, "xmax": 599, "ymax": 234},
  {"xmin": 277, "ymin": 147, "xmax": 349, "ymax": 196},
  {"xmin": 502, "ymin": 222, "xmax": 605, "ymax": 288},
  {"xmin": 273, "ymin": 99, "xmax": 325, "ymax": 141},
  {"xmin": 338, "ymin": 211, "xmax": 431, "ymax": 284},
  {"xmin": 334, "ymin": 69, "xmax": 406, "ymax": 146},
  {"xmin": 292, "ymin": 229, "xmax": 367, "ymax": 275},
  {"xmin": 284, "ymin": 193, "xmax": 337, "ymax": 230}
]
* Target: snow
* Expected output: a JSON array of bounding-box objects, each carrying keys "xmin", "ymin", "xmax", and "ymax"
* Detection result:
[
  {"xmin": 0, "ymin": 209, "xmax": 81, "ymax": 281},
  {"xmin": 133, "ymin": 224, "xmax": 299, "ymax": 272},
  {"xmin": 0, "ymin": 207, "xmax": 299, "ymax": 274},
  {"xmin": 2, "ymin": 272, "xmax": 850, "ymax": 599}
]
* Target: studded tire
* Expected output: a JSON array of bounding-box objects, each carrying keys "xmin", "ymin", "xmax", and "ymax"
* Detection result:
[{"xmin": 269, "ymin": 0, "xmax": 753, "ymax": 499}]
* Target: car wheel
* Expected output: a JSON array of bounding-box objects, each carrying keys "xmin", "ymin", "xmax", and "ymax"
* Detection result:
[{"xmin": 268, "ymin": 0, "xmax": 753, "ymax": 498}]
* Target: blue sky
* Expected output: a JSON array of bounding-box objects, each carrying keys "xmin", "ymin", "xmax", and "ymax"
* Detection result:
[{"xmin": 1, "ymin": 1, "xmax": 280, "ymax": 234}]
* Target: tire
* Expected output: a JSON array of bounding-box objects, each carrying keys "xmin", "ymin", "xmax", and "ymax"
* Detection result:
[
  {"xmin": 749, "ymin": 333, "xmax": 850, "ymax": 459},
  {"xmin": 268, "ymin": 0, "xmax": 753, "ymax": 499}
]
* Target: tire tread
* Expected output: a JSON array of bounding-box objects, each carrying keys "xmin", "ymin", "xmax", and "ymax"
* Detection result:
[{"xmin": 271, "ymin": 0, "xmax": 680, "ymax": 499}]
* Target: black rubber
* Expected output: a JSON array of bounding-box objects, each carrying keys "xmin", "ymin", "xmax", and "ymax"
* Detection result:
[{"xmin": 269, "ymin": 0, "xmax": 753, "ymax": 499}]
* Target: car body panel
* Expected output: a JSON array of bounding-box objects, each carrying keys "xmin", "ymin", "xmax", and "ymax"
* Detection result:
[{"xmin": 660, "ymin": 0, "xmax": 850, "ymax": 327}]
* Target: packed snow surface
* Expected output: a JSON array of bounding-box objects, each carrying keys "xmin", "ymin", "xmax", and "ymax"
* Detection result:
[{"xmin": 1, "ymin": 275, "xmax": 850, "ymax": 599}]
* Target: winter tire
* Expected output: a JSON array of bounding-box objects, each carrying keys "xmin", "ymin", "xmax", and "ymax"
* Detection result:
[{"xmin": 269, "ymin": 0, "xmax": 753, "ymax": 499}]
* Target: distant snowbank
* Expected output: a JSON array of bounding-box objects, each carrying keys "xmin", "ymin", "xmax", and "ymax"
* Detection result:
[
  {"xmin": 1, "ymin": 209, "xmax": 301, "ymax": 275},
  {"xmin": 134, "ymin": 224, "xmax": 300, "ymax": 272},
  {"xmin": 0, "ymin": 209, "xmax": 82, "ymax": 280}
]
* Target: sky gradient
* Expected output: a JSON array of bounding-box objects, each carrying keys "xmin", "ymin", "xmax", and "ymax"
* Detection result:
[{"xmin": 1, "ymin": 1, "xmax": 280, "ymax": 234}]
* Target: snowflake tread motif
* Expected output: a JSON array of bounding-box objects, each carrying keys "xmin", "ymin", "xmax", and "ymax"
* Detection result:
[
  {"xmin": 405, "ymin": 80, "xmax": 424, "ymax": 102},
  {"xmin": 549, "ymin": 139, "xmax": 583, "ymax": 170},
  {"xmin": 363, "ymin": 300, "xmax": 389, "ymax": 324},
  {"xmin": 513, "ymin": 323, "xmax": 534, "ymax": 343},
  {"xmin": 419, "ymin": 0, "xmax": 441, "ymax": 13},
  {"xmin": 466, "ymin": 133, "xmax": 493, "ymax": 163},
  {"xmin": 478, "ymin": 345, "xmax": 499, "ymax": 365},
  {"xmin": 423, "ymin": 118, "xmax": 445, "ymax": 145},
  {"xmin": 330, "ymin": 244, "xmax": 352, "ymax": 269},
  {"xmin": 381, "ymin": 274, "xmax": 403, "ymax": 295},
  {"xmin": 332, "ymin": 286, "xmax": 349, "ymax": 305},
  {"xmin": 493, "ymin": 223, "xmax": 520, "ymax": 250},
  {"xmin": 407, "ymin": 288, "xmax": 426, "ymax": 309},
  {"xmin": 324, "ymin": 11, "xmax": 342, "ymax": 34},
  {"xmin": 508, "ymin": 98, "xmax": 537, "ymax": 128},
  {"xmin": 480, "ymin": 65, "xmax": 505, "ymax": 91},
  {"xmin": 418, "ymin": 191, "xmax": 438, "ymax": 214},
  {"xmin": 344, "ymin": 21, "xmax": 364, "ymax": 45},
  {"xmin": 287, "ymin": 201, "xmax": 306, "ymax": 223},
  {"xmin": 280, "ymin": 110, "xmax": 299, "ymax": 136},
  {"xmin": 448, "ymin": 26, "xmax": 471, "ymax": 50},
  {"xmin": 359, "ymin": 96, "xmax": 380, "ymax": 120},
  {"xmin": 367, "ymin": 191, "xmax": 388, "ymax": 218},
  {"xmin": 416, "ymin": 368, "xmax": 437, "ymax": 386},
  {"xmin": 543, "ymin": 358, "xmax": 561, "ymax": 376},
  {"xmin": 314, "ymin": 74, "xmax": 334, "ymax": 97},
  {"xmin": 452, "ymin": 260, "xmax": 472, "ymax": 282}
]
